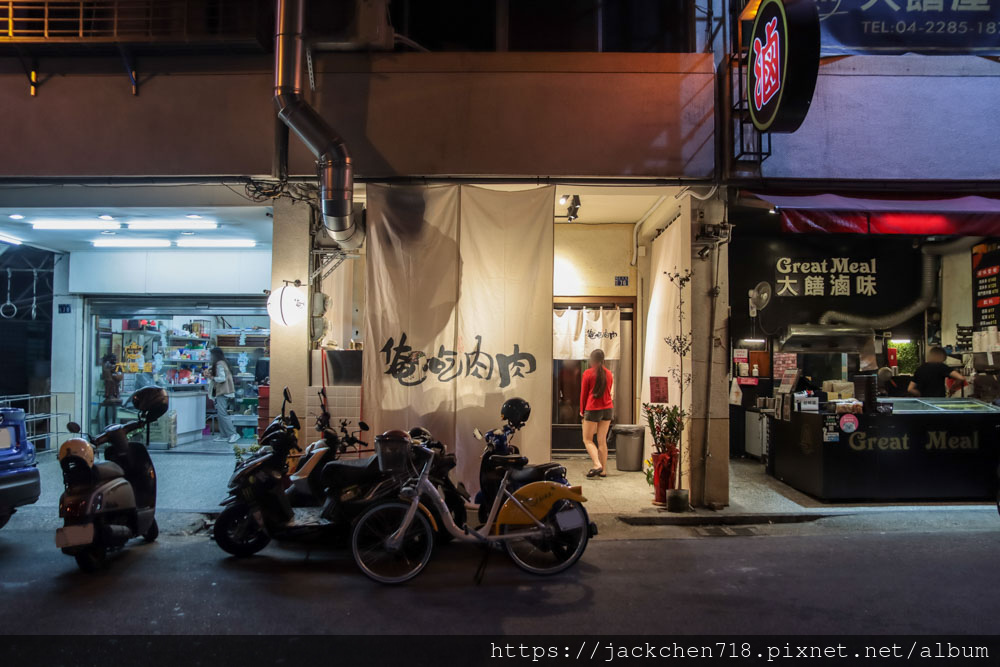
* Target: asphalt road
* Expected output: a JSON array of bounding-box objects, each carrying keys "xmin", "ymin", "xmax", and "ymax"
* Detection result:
[{"xmin": 2, "ymin": 512, "xmax": 999, "ymax": 635}]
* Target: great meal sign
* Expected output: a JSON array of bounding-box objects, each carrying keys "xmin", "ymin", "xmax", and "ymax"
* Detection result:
[
  {"xmin": 775, "ymin": 256, "xmax": 879, "ymax": 297},
  {"xmin": 817, "ymin": 0, "xmax": 1000, "ymax": 55}
]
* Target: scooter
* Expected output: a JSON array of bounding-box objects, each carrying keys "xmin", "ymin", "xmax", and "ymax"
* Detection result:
[
  {"xmin": 286, "ymin": 388, "xmax": 370, "ymax": 508},
  {"xmin": 55, "ymin": 386, "xmax": 169, "ymax": 572},
  {"xmin": 212, "ymin": 388, "xmax": 402, "ymax": 557}
]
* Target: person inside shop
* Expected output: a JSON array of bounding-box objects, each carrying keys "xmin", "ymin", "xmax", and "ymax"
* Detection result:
[
  {"xmin": 580, "ymin": 348, "xmax": 613, "ymax": 479},
  {"xmin": 907, "ymin": 346, "xmax": 966, "ymax": 398},
  {"xmin": 204, "ymin": 347, "xmax": 240, "ymax": 444}
]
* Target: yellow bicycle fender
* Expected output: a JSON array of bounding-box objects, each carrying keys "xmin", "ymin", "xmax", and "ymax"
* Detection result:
[
  {"xmin": 495, "ymin": 481, "xmax": 587, "ymax": 529},
  {"xmin": 418, "ymin": 502, "xmax": 438, "ymax": 533}
]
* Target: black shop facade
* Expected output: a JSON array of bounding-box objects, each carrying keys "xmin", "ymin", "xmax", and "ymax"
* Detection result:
[{"xmin": 727, "ymin": 196, "xmax": 1000, "ymax": 503}]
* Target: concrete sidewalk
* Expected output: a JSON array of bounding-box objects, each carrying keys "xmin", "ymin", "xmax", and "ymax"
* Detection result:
[{"xmin": 559, "ymin": 454, "xmax": 996, "ymax": 525}]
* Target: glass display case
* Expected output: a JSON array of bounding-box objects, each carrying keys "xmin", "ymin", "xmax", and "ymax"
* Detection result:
[{"xmin": 880, "ymin": 397, "xmax": 1000, "ymax": 414}]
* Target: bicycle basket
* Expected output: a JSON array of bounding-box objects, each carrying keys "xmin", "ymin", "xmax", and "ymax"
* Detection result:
[{"xmin": 375, "ymin": 430, "xmax": 411, "ymax": 473}]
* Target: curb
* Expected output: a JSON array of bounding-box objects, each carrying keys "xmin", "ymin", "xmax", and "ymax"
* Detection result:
[{"xmin": 616, "ymin": 512, "xmax": 832, "ymax": 527}]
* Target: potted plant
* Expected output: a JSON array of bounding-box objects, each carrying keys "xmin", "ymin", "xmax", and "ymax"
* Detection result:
[
  {"xmin": 644, "ymin": 268, "xmax": 694, "ymax": 512},
  {"xmin": 641, "ymin": 403, "xmax": 684, "ymax": 506}
]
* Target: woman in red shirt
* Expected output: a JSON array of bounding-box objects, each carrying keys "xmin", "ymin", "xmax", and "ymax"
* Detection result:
[{"xmin": 580, "ymin": 348, "xmax": 613, "ymax": 478}]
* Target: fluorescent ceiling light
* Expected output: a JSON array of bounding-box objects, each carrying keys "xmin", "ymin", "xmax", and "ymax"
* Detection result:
[
  {"xmin": 92, "ymin": 239, "xmax": 171, "ymax": 248},
  {"xmin": 127, "ymin": 219, "xmax": 217, "ymax": 230},
  {"xmin": 98, "ymin": 214, "xmax": 115, "ymax": 221},
  {"xmin": 741, "ymin": 338, "xmax": 767, "ymax": 344},
  {"xmin": 176, "ymin": 238, "xmax": 256, "ymax": 248},
  {"xmin": 890, "ymin": 339, "xmax": 911, "ymax": 344},
  {"xmin": 34, "ymin": 219, "xmax": 121, "ymax": 230},
  {"xmin": 185, "ymin": 214, "xmax": 203, "ymax": 219},
  {"xmin": 8, "ymin": 214, "xmax": 24, "ymax": 220},
  {"xmin": 0, "ymin": 232, "xmax": 22, "ymax": 245}
]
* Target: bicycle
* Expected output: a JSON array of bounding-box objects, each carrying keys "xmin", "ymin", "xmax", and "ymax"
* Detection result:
[{"xmin": 350, "ymin": 433, "xmax": 597, "ymax": 584}]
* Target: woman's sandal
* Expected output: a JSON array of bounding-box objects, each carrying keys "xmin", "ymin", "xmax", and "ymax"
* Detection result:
[{"xmin": 586, "ymin": 467, "xmax": 604, "ymax": 478}]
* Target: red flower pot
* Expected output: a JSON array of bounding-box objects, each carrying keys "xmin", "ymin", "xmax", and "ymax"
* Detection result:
[{"xmin": 651, "ymin": 446, "xmax": 678, "ymax": 505}]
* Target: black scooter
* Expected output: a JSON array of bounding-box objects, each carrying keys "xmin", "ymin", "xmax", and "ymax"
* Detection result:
[
  {"xmin": 56, "ymin": 386, "xmax": 169, "ymax": 572},
  {"xmin": 212, "ymin": 388, "xmax": 401, "ymax": 557}
]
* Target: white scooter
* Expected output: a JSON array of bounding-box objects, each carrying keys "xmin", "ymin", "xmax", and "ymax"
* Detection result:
[{"xmin": 56, "ymin": 386, "xmax": 169, "ymax": 572}]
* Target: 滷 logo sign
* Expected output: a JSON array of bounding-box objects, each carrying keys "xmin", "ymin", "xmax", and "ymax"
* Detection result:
[
  {"xmin": 746, "ymin": 0, "xmax": 821, "ymax": 133},
  {"xmin": 753, "ymin": 17, "xmax": 782, "ymax": 111}
]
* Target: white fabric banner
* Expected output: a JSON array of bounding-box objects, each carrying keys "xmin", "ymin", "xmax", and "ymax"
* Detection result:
[
  {"xmin": 364, "ymin": 185, "xmax": 554, "ymax": 489},
  {"xmin": 552, "ymin": 308, "xmax": 621, "ymax": 360}
]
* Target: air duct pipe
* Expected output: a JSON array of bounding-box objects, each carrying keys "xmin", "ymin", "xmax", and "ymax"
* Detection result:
[
  {"xmin": 819, "ymin": 237, "xmax": 983, "ymax": 329},
  {"xmin": 274, "ymin": 0, "xmax": 362, "ymax": 249}
]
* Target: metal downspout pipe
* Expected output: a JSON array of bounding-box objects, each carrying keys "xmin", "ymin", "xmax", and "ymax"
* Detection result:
[{"xmin": 274, "ymin": 0, "xmax": 362, "ymax": 249}]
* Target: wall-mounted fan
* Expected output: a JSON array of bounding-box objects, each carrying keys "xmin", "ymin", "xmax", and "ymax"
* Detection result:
[{"xmin": 748, "ymin": 281, "xmax": 772, "ymax": 318}]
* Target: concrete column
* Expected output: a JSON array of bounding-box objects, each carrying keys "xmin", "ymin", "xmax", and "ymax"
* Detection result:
[
  {"xmin": 49, "ymin": 253, "xmax": 85, "ymax": 435},
  {"xmin": 686, "ymin": 199, "xmax": 730, "ymax": 508},
  {"xmin": 269, "ymin": 199, "xmax": 312, "ymax": 438}
]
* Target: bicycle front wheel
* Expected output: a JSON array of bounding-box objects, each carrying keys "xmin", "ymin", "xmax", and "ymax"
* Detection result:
[
  {"xmin": 351, "ymin": 502, "xmax": 434, "ymax": 584},
  {"xmin": 502, "ymin": 499, "xmax": 590, "ymax": 576}
]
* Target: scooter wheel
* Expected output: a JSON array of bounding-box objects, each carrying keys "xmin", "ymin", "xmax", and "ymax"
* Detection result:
[
  {"xmin": 74, "ymin": 545, "xmax": 107, "ymax": 573},
  {"xmin": 143, "ymin": 519, "xmax": 159, "ymax": 543},
  {"xmin": 214, "ymin": 503, "xmax": 270, "ymax": 557}
]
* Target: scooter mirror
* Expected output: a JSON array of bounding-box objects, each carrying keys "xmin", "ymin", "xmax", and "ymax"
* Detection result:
[
  {"xmin": 358, "ymin": 421, "xmax": 370, "ymax": 432},
  {"xmin": 67, "ymin": 421, "xmax": 81, "ymax": 434},
  {"xmin": 283, "ymin": 387, "xmax": 292, "ymax": 403},
  {"xmin": 473, "ymin": 428, "xmax": 484, "ymax": 441}
]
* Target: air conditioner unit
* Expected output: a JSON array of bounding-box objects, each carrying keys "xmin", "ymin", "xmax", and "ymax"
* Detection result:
[{"xmin": 311, "ymin": 0, "xmax": 394, "ymax": 52}]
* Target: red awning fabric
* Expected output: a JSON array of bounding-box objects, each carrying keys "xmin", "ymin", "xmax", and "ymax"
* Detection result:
[
  {"xmin": 780, "ymin": 210, "xmax": 1000, "ymax": 235},
  {"xmin": 745, "ymin": 192, "xmax": 1000, "ymax": 235}
]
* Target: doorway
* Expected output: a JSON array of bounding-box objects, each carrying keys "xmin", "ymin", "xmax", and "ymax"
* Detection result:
[{"xmin": 551, "ymin": 300, "xmax": 634, "ymax": 454}]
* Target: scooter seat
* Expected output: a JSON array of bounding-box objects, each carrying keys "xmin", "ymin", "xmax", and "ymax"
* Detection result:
[
  {"xmin": 321, "ymin": 454, "xmax": 380, "ymax": 488},
  {"xmin": 488, "ymin": 454, "xmax": 528, "ymax": 469},
  {"xmin": 93, "ymin": 461, "xmax": 125, "ymax": 482},
  {"xmin": 510, "ymin": 462, "xmax": 564, "ymax": 486}
]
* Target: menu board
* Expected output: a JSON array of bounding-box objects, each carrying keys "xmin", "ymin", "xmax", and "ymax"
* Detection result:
[{"xmin": 972, "ymin": 242, "xmax": 1000, "ymax": 330}]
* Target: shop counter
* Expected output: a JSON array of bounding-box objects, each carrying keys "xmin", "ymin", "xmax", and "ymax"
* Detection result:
[
  {"xmin": 166, "ymin": 388, "xmax": 208, "ymax": 446},
  {"xmin": 771, "ymin": 398, "xmax": 1000, "ymax": 501}
]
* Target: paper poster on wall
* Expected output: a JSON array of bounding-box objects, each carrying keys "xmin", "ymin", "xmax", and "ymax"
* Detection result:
[
  {"xmin": 552, "ymin": 308, "xmax": 620, "ymax": 360},
  {"xmin": 649, "ymin": 376, "xmax": 669, "ymax": 403}
]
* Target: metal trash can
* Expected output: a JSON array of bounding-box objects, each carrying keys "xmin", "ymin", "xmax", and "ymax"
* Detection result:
[{"xmin": 612, "ymin": 424, "xmax": 645, "ymax": 472}]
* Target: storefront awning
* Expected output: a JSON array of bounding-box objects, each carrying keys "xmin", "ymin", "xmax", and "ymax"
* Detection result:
[{"xmin": 746, "ymin": 192, "xmax": 1000, "ymax": 235}]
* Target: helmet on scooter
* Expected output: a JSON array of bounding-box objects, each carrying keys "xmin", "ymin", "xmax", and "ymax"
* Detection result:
[
  {"xmin": 131, "ymin": 386, "xmax": 169, "ymax": 423},
  {"xmin": 500, "ymin": 398, "xmax": 531, "ymax": 429},
  {"xmin": 58, "ymin": 437, "xmax": 94, "ymax": 467}
]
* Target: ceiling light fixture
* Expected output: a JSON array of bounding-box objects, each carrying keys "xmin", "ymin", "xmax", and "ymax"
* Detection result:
[
  {"xmin": 92, "ymin": 239, "xmax": 171, "ymax": 248},
  {"xmin": 180, "ymin": 231, "xmax": 195, "ymax": 236},
  {"xmin": 100, "ymin": 230, "xmax": 116, "ymax": 235},
  {"xmin": 175, "ymin": 239, "xmax": 256, "ymax": 248},
  {"xmin": 127, "ymin": 219, "xmax": 218, "ymax": 230},
  {"xmin": 558, "ymin": 194, "xmax": 569, "ymax": 205},
  {"xmin": 98, "ymin": 214, "xmax": 115, "ymax": 221},
  {"xmin": 34, "ymin": 219, "xmax": 121, "ymax": 230},
  {"xmin": 8, "ymin": 214, "xmax": 24, "ymax": 220},
  {"xmin": 0, "ymin": 232, "xmax": 23, "ymax": 245},
  {"xmin": 185, "ymin": 214, "xmax": 203, "ymax": 219}
]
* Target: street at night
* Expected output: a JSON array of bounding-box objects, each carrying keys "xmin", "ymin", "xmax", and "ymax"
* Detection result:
[
  {"xmin": 2, "ymin": 507, "xmax": 999, "ymax": 635},
  {"xmin": 3, "ymin": 0, "xmax": 1000, "ymax": 663}
]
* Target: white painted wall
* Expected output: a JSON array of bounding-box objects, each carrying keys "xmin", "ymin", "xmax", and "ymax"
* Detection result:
[
  {"xmin": 50, "ymin": 254, "xmax": 86, "ymax": 428},
  {"xmin": 763, "ymin": 56, "xmax": 1000, "ymax": 181},
  {"xmin": 67, "ymin": 250, "xmax": 271, "ymax": 295},
  {"xmin": 941, "ymin": 250, "xmax": 973, "ymax": 348},
  {"xmin": 554, "ymin": 223, "xmax": 637, "ymax": 297}
]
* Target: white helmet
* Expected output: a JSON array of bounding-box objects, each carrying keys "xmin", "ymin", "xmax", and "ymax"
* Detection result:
[{"xmin": 58, "ymin": 437, "xmax": 94, "ymax": 467}]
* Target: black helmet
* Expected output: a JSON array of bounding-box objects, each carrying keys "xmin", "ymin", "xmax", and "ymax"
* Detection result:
[
  {"xmin": 131, "ymin": 386, "xmax": 169, "ymax": 423},
  {"xmin": 500, "ymin": 398, "xmax": 531, "ymax": 428}
]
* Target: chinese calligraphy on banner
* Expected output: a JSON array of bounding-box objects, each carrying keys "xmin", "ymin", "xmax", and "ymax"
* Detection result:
[
  {"xmin": 775, "ymin": 256, "xmax": 879, "ymax": 298},
  {"xmin": 552, "ymin": 308, "xmax": 621, "ymax": 360},
  {"xmin": 363, "ymin": 185, "xmax": 554, "ymax": 490},
  {"xmin": 818, "ymin": 0, "xmax": 1000, "ymax": 55}
]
